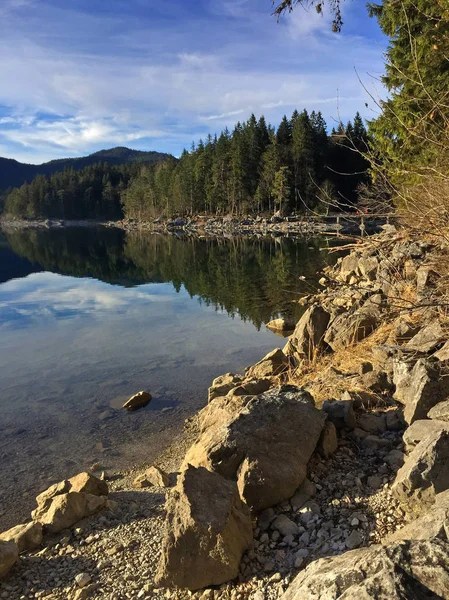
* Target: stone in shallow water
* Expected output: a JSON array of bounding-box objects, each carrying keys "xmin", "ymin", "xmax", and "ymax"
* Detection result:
[{"xmin": 122, "ymin": 391, "xmax": 152, "ymax": 411}]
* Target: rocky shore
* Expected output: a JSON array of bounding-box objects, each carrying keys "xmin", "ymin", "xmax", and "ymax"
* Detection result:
[
  {"xmin": 0, "ymin": 213, "xmax": 390, "ymax": 238},
  {"xmin": 2, "ymin": 223, "xmax": 449, "ymax": 599}
]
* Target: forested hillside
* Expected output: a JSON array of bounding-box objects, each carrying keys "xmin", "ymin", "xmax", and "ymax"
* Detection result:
[
  {"xmin": 0, "ymin": 147, "xmax": 173, "ymax": 191},
  {"xmin": 2, "ymin": 110, "xmax": 369, "ymax": 220},
  {"xmin": 122, "ymin": 110, "xmax": 369, "ymax": 220}
]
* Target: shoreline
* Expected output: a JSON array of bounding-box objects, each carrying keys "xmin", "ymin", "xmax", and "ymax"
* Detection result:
[{"xmin": 0, "ymin": 213, "xmax": 391, "ymax": 238}]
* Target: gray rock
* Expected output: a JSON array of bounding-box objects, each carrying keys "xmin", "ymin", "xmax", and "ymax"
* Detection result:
[
  {"xmin": 428, "ymin": 400, "xmax": 449, "ymax": 422},
  {"xmin": 316, "ymin": 421, "xmax": 338, "ymax": 458},
  {"xmin": 322, "ymin": 399, "xmax": 356, "ymax": 430},
  {"xmin": 284, "ymin": 306, "xmax": 330, "ymax": 363},
  {"xmin": 345, "ymin": 530, "xmax": 363, "ymax": 550},
  {"xmin": 324, "ymin": 305, "xmax": 380, "ymax": 351},
  {"xmin": 279, "ymin": 539, "xmax": 449, "ymax": 600},
  {"xmin": 357, "ymin": 413, "xmax": 387, "ymax": 434},
  {"xmin": 155, "ymin": 465, "xmax": 252, "ymax": 591},
  {"xmin": 290, "ymin": 479, "xmax": 316, "ymax": 511},
  {"xmin": 271, "ymin": 515, "xmax": 299, "ymax": 537},
  {"xmin": 0, "ymin": 540, "xmax": 18, "ymax": 578},
  {"xmin": 403, "ymin": 419, "xmax": 449, "ymax": 451},
  {"xmin": 392, "ymin": 430, "xmax": 449, "ymax": 509},
  {"xmin": 386, "ymin": 490, "xmax": 449, "ymax": 543},
  {"xmin": 183, "ymin": 386, "xmax": 325, "ymax": 511},
  {"xmin": 358, "ymin": 256, "xmax": 379, "ymax": 281},
  {"xmin": 384, "ymin": 449, "xmax": 405, "ymax": 469},
  {"xmin": 405, "ymin": 321, "xmax": 445, "ymax": 353},
  {"xmin": 0, "ymin": 522, "xmax": 42, "ymax": 554},
  {"xmin": 208, "ymin": 373, "xmax": 243, "ymax": 402},
  {"xmin": 246, "ymin": 348, "xmax": 289, "ymax": 379},
  {"xmin": 393, "ymin": 358, "xmax": 448, "ymax": 424}
]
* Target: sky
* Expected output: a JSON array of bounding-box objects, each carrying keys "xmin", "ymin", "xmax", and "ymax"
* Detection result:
[{"xmin": 0, "ymin": 0, "xmax": 387, "ymax": 164}]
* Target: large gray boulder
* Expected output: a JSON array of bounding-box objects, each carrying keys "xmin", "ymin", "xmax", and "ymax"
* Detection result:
[
  {"xmin": 393, "ymin": 358, "xmax": 448, "ymax": 424},
  {"xmin": 392, "ymin": 429, "xmax": 449, "ymax": 509},
  {"xmin": 0, "ymin": 540, "xmax": 19, "ymax": 578},
  {"xmin": 324, "ymin": 305, "xmax": 380, "ymax": 351},
  {"xmin": 155, "ymin": 465, "xmax": 252, "ymax": 591},
  {"xmin": 284, "ymin": 306, "xmax": 330, "ymax": 363},
  {"xmin": 280, "ymin": 539, "xmax": 449, "ymax": 600},
  {"xmin": 183, "ymin": 386, "xmax": 325, "ymax": 511}
]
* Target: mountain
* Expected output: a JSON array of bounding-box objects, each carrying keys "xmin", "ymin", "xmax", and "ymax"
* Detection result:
[{"xmin": 0, "ymin": 147, "xmax": 174, "ymax": 190}]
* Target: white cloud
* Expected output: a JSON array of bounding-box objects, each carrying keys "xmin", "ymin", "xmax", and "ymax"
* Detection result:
[{"xmin": 0, "ymin": 0, "xmax": 386, "ymax": 163}]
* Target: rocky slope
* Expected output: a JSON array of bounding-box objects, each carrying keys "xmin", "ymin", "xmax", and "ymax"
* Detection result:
[{"xmin": 2, "ymin": 224, "xmax": 449, "ymax": 599}]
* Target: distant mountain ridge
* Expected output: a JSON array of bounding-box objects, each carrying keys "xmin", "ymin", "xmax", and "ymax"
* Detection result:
[{"xmin": 0, "ymin": 146, "xmax": 174, "ymax": 190}]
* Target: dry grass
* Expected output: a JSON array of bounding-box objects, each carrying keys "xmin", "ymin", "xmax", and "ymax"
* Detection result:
[{"xmin": 287, "ymin": 321, "xmax": 395, "ymax": 404}]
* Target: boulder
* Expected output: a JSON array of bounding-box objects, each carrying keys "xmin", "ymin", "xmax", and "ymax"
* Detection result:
[
  {"xmin": 122, "ymin": 391, "xmax": 152, "ymax": 411},
  {"xmin": 245, "ymin": 348, "xmax": 289, "ymax": 379},
  {"xmin": 32, "ymin": 492, "xmax": 108, "ymax": 533},
  {"xmin": 324, "ymin": 305, "xmax": 380, "ymax": 351},
  {"xmin": 403, "ymin": 419, "xmax": 449, "ymax": 451},
  {"xmin": 133, "ymin": 466, "xmax": 170, "ymax": 488},
  {"xmin": 265, "ymin": 317, "xmax": 296, "ymax": 333},
  {"xmin": 280, "ymin": 539, "xmax": 449, "ymax": 600},
  {"xmin": 0, "ymin": 540, "xmax": 18, "ymax": 578},
  {"xmin": 386, "ymin": 490, "xmax": 449, "ymax": 543},
  {"xmin": 183, "ymin": 386, "xmax": 325, "ymax": 511},
  {"xmin": 428, "ymin": 400, "xmax": 449, "ymax": 422},
  {"xmin": 155, "ymin": 465, "xmax": 252, "ymax": 591},
  {"xmin": 284, "ymin": 306, "xmax": 330, "ymax": 362},
  {"xmin": 316, "ymin": 421, "xmax": 338, "ymax": 458},
  {"xmin": 0, "ymin": 522, "xmax": 43, "ymax": 554},
  {"xmin": 393, "ymin": 358, "xmax": 448, "ymax": 424},
  {"xmin": 392, "ymin": 430, "xmax": 449, "ymax": 509},
  {"xmin": 35, "ymin": 472, "xmax": 108, "ymax": 507},
  {"xmin": 322, "ymin": 399, "xmax": 356, "ymax": 430},
  {"xmin": 405, "ymin": 321, "xmax": 445, "ymax": 353},
  {"xmin": 208, "ymin": 373, "xmax": 243, "ymax": 403}
]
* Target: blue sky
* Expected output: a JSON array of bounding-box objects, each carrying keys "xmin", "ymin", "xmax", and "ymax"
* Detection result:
[{"xmin": 0, "ymin": 0, "xmax": 387, "ymax": 164}]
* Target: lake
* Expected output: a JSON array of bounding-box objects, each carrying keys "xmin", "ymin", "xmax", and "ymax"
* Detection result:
[{"xmin": 0, "ymin": 227, "xmax": 335, "ymax": 528}]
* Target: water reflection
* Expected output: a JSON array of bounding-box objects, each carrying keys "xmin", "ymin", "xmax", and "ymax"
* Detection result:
[{"xmin": 0, "ymin": 228, "xmax": 336, "ymax": 529}]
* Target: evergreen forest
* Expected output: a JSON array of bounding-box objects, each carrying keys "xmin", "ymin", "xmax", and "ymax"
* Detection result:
[{"xmin": 1, "ymin": 110, "xmax": 369, "ymax": 221}]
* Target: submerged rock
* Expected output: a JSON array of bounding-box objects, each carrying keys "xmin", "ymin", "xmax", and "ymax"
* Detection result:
[
  {"xmin": 156, "ymin": 465, "xmax": 252, "ymax": 591},
  {"xmin": 122, "ymin": 391, "xmax": 152, "ymax": 411}
]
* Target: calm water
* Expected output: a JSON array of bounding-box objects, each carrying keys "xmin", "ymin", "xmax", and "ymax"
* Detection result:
[{"xmin": 0, "ymin": 227, "xmax": 334, "ymax": 528}]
